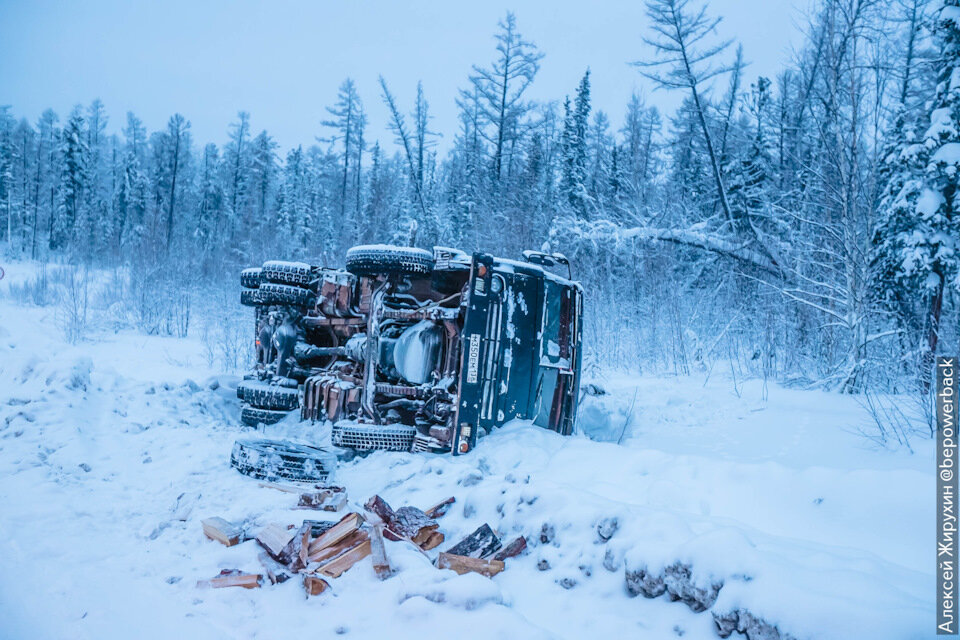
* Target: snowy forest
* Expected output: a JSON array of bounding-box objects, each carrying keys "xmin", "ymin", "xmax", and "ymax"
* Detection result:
[{"xmin": 1, "ymin": 0, "xmax": 958, "ymax": 399}]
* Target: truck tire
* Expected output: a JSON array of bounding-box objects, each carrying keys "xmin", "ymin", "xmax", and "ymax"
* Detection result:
[
  {"xmin": 240, "ymin": 288, "xmax": 262, "ymax": 307},
  {"xmin": 230, "ymin": 439, "xmax": 333, "ymax": 483},
  {"xmin": 241, "ymin": 267, "xmax": 263, "ymax": 289},
  {"xmin": 345, "ymin": 245, "xmax": 435, "ymax": 278},
  {"xmin": 238, "ymin": 380, "xmax": 300, "ymax": 410},
  {"xmin": 258, "ymin": 282, "xmax": 316, "ymax": 307},
  {"xmin": 262, "ymin": 260, "xmax": 314, "ymax": 288},
  {"xmin": 240, "ymin": 405, "xmax": 290, "ymax": 427}
]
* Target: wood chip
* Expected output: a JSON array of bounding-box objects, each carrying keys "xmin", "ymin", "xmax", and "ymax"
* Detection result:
[{"xmin": 436, "ymin": 553, "xmax": 504, "ymax": 578}]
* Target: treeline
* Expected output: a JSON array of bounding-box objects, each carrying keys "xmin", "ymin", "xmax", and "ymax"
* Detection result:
[{"xmin": 0, "ymin": 1, "xmax": 957, "ymax": 398}]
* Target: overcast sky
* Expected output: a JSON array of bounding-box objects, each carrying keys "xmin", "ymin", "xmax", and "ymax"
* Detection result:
[{"xmin": 0, "ymin": 0, "xmax": 806, "ymax": 153}]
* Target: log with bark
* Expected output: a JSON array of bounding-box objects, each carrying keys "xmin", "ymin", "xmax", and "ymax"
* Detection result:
[
  {"xmin": 364, "ymin": 495, "xmax": 443, "ymax": 550},
  {"xmin": 445, "ymin": 524, "xmax": 501, "ymax": 559},
  {"xmin": 492, "ymin": 536, "xmax": 527, "ymax": 561}
]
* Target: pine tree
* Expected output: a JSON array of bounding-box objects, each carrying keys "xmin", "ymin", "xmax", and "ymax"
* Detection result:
[
  {"xmin": 0, "ymin": 107, "xmax": 17, "ymax": 246},
  {"xmin": 54, "ymin": 106, "xmax": 88, "ymax": 250},
  {"xmin": 874, "ymin": 0, "xmax": 960, "ymax": 384},
  {"xmin": 195, "ymin": 143, "xmax": 223, "ymax": 255},
  {"xmin": 561, "ymin": 70, "xmax": 591, "ymax": 217}
]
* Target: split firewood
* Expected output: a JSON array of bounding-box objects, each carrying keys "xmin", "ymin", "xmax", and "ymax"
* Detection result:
[
  {"xmin": 276, "ymin": 522, "xmax": 312, "ymax": 571},
  {"xmin": 436, "ymin": 553, "xmax": 504, "ymax": 578},
  {"xmin": 306, "ymin": 512, "xmax": 364, "ymax": 558},
  {"xmin": 315, "ymin": 538, "xmax": 372, "ymax": 578},
  {"xmin": 364, "ymin": 495, "xmax": 441, "ymax": 549},
  {"xmin": 298, "ymin": 490, "xmax": 347, "ymax": 512},
  {"xmin": 256, "ymin": 523, "xmax": 295, "ymax": 561},
  {"xmin": 197, "ymin": 569, "xmax": 262, "ymax": 589},
  {"xmin": 492, "ymin": 536, "xmax": 527, "ymax": 561},
  {"xmin": 369, "ymin": 525, "xmax": 393, "ymax": 580},
  {"xmin": 424, "ymin": 497, "xmax": 456, "ymax": 519},
  {"xmin": 258, "ymin": 552, "xmax": 291, "ymax": 585},
  {"xmin": 297, "ymin": 524, "xmax": 311, "ymax": 569},
  {"xmin": 415, "ymin": 528, "xmax": 445, "ymax": 551},
  {"xmin": 202, "ymin": 517, "xmax": 243, "ymax": 547},
  {"xmin": 303, "ymin": 574, "xmax": 330, "ymax": 596},
  {"xmin": 445, "ymin": 524, "xmax": 501, "ymax": 559},
  {"xmin": 307, "ymin": 529, "xmax": 369, "ymax": 566}
]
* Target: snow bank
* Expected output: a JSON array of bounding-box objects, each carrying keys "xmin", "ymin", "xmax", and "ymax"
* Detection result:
[{"xmin": 0, "ymin": 264, "xmax": 933, "ymax": 639}]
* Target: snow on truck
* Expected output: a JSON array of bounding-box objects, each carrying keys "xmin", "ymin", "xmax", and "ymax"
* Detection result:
[{"xmin": 237, "ymin": 245, "xmax": 583, "ymax": 455}]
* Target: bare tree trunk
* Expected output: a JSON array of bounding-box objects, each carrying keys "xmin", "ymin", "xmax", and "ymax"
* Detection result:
[{"xmin": 166, "ymin": 127, "xmax": 181, "ymax": 252}]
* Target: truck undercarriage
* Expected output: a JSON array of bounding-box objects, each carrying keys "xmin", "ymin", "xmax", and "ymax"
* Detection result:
[{"xmin": 238, "ymin": 245, "xmax": 583, "ymax": 455}]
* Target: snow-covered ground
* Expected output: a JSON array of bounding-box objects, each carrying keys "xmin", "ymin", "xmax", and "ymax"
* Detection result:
[{"xmin": 0, "ymin": 262, "xmax": 934, "ymax": 639}]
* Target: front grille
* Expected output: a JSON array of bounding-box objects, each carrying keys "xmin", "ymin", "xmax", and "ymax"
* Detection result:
[{"xmin": 331, "ymin": 422, "xmax": 417, "ymax": 452}]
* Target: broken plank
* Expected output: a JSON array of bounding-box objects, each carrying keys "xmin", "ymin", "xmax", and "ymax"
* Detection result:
[
  {"xmin": 197, "ymin": 570, "xmax": 262, "ymax": 589},
  {"xmin": 307, "ymin": 512, "xmax": 363, "ymax": 556},
  {"xmin": 202, "ymin": 517, "xmax": 242, "ymax": 547},
  {"xmin": 256, "ymin": 523, "xmax": 295, "ymax": 560},
  {"xmin": 369, "ymin": 525, "xmax": 392, "ymax": 580},
  {"xmin": 424, "ymin": 497, "xmax": 456, "ymax": 519},
  {"xmin": 445, "ymin": 524, "xmax": 501, "ymax": 559},
  {"xmin": 316, "ymin": 539, "xmax": 372, "ymax": 578},
  {"xmin": 303, "ymin": 575, "xmax": 330, "ymax": 596},
  {"xmin": 436, "ymin": 553, "xmax": 504, "ymax": 578},
  {"xmin": 492, "ymin": 536, "xmax": 527, "ymax": 561}
]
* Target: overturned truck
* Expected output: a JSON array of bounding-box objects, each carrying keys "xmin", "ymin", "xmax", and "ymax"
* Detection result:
[{"xmin": 238, "ymin": 245, "xmax": 583, "ymax": 455}]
